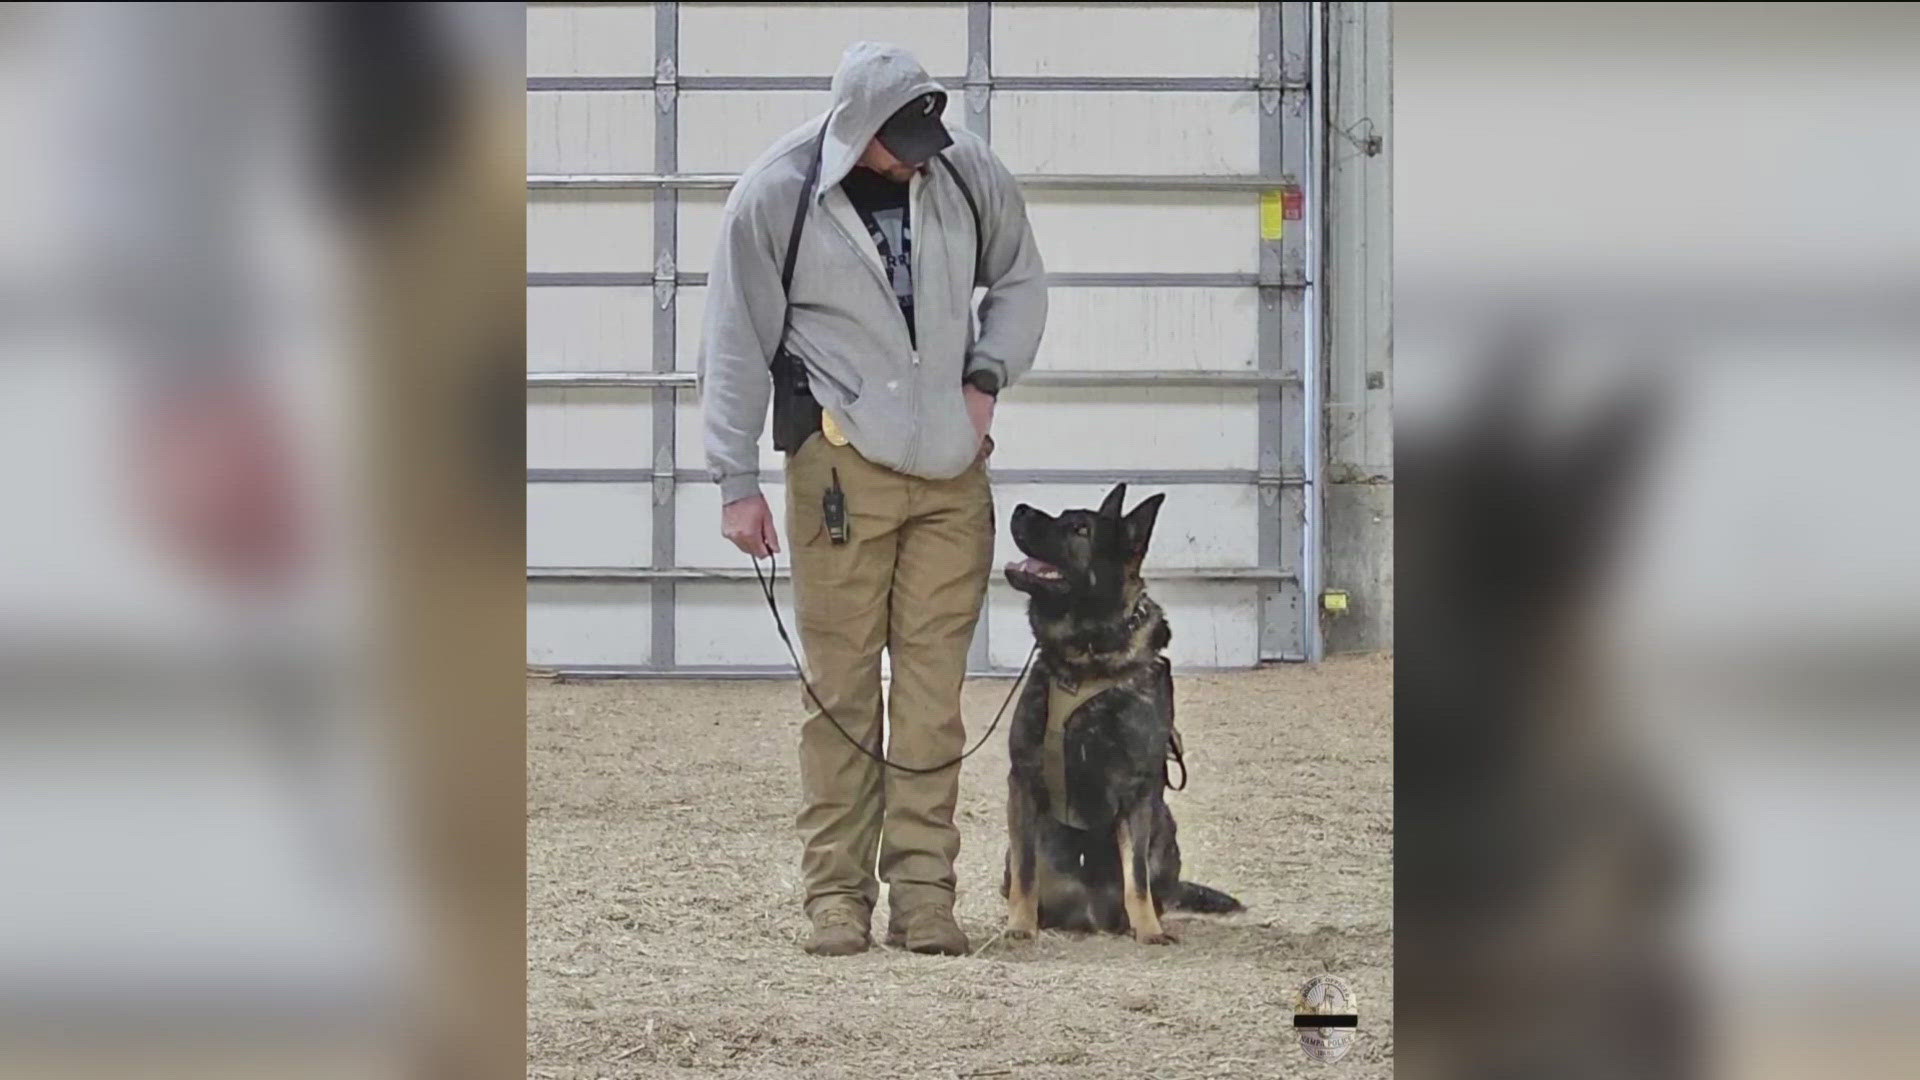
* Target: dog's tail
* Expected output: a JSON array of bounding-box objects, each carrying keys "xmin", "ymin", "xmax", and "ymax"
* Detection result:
[{"xmin": 1169, "ymin": 880, "xmax": 1244, "ymax": 914}]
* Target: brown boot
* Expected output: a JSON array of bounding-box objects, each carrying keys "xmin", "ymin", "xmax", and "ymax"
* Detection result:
[
  {"xmin": 804, "ymin": 906, "xmax": 871, "ymax": 957},
  {"xmin": 885, "ymin": 905, "xmax": 970, "ymax": 956}
]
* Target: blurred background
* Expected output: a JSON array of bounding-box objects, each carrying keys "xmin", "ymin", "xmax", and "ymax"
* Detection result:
[
  {"xmin": 0, "ymin": 4, "xmax": 523, "ymax": 1078},
  {"xmin": 1397, "ymin": 3, "xmax": 1920, "ymax": 1078}
]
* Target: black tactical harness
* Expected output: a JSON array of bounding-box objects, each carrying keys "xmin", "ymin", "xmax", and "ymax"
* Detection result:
[{"xmin": 1038, "ymin": 602, "xmax": 1188, "ymax": 829}]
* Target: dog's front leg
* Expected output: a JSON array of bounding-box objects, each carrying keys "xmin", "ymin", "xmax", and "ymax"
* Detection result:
[
  {"xmin": 1005, "ymin": 780, "xmax": 1040, "ymax": 938},
  {"xmin": 1117, "ymin": 805, "xmax": 1174, "ymax": 944}
]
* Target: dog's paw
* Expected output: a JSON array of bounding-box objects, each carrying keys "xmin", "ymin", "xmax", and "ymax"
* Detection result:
[
  {"xmin": 1135, "ymin": 930, "xmax": 1178, "ymax": 946},
  {"xmin": 1003, "ymin": 926, "xmax": 1036, "ymax": 941}
]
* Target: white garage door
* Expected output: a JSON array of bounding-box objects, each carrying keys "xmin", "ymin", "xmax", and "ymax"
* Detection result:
[{"xmin": 528, "ymin": 2, "xmax": 1322, "ymax": 673}]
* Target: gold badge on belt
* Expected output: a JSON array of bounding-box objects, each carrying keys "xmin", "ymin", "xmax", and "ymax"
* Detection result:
[{"xmin": 821, "ymin": 410, "xmax": 850, "ymax": 447}]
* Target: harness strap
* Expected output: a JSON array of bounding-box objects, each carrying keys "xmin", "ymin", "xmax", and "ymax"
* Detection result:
[
  {"xmin": 1041, "ymin": 658, "xmax": 1186, "ymax": 827},
  {"xmin": 774, "ymin": 121, "xmax": 829, "ymax": 359},
  {"xmin": 932, "ymin": 153, "xmax": 985, "ymax": 275},
  {"xmin": 1042, "ymin": 675, "xmax": 1119, "ymax": 829},
  {"xmin": 1158, "ymin": 656, "xmax": 1187, "ymax": 791},
  {"xmin": 1163, "ymin": 728, "xmax": 1188, "ymax": 792}
]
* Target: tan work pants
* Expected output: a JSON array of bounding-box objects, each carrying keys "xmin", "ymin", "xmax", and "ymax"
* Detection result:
[{"xmin": 784, "ymin": 433, "xmax": 993, "ymax": 920}]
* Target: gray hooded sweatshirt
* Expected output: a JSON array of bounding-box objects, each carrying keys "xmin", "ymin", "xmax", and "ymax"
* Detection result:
[{"xmin": 699, "ymin": 42, "xmax": 1047, "ymax": 504}]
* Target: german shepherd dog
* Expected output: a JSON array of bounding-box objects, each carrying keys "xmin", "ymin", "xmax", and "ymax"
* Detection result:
[
  {"xmin": 1000, "ymin": 484, "xmax": 1243, "ymax": 943},
  {"xmin": 1399, "ymin": 342, "xmax": 1692, "ymax": 1078}
]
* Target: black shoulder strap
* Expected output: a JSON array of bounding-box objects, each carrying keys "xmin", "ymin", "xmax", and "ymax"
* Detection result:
[
  {"xmin": 933, "ymin": 153, "xmax": 985, "ymax": 281},
  {"xmin": 774, "ymin": 121, "xmax": 829, "ymax": 363},
  {"xmin": 772, "ymin": 132, "xmax": 979, "ymax": 362}
]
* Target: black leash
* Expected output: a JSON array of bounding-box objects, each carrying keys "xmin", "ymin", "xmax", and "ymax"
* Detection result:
[{"xmin": 753, "ymin": 552, "xmax": 1037, "ymax": 775}]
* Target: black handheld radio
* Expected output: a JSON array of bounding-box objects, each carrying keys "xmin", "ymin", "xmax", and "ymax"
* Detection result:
[{"xmin": 823, "ymin": 467, "xmax": 849, "ymax": 545}]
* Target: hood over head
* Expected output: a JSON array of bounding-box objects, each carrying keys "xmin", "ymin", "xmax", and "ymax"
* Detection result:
[{"xmin": 815, "ymin": 42, "xmax": 950, "ymax": 194}]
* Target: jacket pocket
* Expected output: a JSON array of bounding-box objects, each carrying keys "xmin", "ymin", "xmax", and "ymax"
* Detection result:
[
  {"xmin": 924, "ymin": 382, "xmax": 984, "ymax": 479},
  {"xmin": 809, "ymin": 363, "xmax": 862, "ymax": 408},
  {"xmin": 785, "ymin": 328, "xmax": 864, "ymax": 407}
]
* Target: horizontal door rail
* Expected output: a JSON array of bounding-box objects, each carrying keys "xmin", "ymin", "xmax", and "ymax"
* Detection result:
[
  {"xmin": 530, "ymin": 566, "xmax": 1297, "ymax": 583},
  {"xmin": 529, "ymin": 75, "xmax": 1308, "ymax": 94},
  {"xmin": 527, "ymin": 370, "xmax": 1300, "ymax": 389},
  {"xmin": 530, "ymin": 172, "xmax": 1297, "ymax": 192},
  {"xmin": 528, "ymin": 467, "xmax": 1307, "ymax": 486},
  {"xmin": 527, "ymin": 271, "xmax": 1304, "ymax": 288},
  {"xmin": 530, "ymin": 662, "xmax": 1301, "ymax": 680}
]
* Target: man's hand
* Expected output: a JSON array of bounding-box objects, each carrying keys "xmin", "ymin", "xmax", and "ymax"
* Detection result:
[
  {"xmin": 963, "ymin": 383, "xmax": 997, "ymax": 448},
  {"xmin": 132, "ymin": 385, "xmax": 305, "ymax": 595},
  {"xmin": 722, "ymin": 493, "xmax": 781, "ymax": 557}
]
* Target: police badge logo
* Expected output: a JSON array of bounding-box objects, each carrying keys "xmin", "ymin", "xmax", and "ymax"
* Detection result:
[{"xmin": 1292, "ymin": 973, "xmax": 1360, "ymax": 1064}]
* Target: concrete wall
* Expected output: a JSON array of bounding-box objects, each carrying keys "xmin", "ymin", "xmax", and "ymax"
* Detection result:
[{"xmin": 1322, "ymin": 1, "xmax": 1393, "ymax": 653}]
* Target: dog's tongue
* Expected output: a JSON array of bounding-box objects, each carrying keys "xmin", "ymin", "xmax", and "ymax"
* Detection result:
[{"xmin": 1008, "ymin": 557, "xmax": 1062, "ymax": 579}]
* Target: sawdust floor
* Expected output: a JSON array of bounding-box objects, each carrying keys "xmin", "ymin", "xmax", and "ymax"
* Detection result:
[{"xmin": 528, "ymin": 655, "xmax": 1392, "ymax": 1079}]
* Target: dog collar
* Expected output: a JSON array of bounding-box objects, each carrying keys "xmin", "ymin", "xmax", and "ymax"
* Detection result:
[{"xmin": 1052, "ymin": 595, "xmax": 1150, "ymax": 694}]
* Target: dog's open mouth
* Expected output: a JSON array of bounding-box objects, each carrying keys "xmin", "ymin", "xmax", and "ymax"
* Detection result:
[{"xmin": 1007, "ymin": 557, "xmax": 1063, "ymax": 581}]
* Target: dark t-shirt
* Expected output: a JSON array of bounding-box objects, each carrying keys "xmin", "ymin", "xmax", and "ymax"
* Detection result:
[{"xmin": 839, "ymin": 166, "xmax": 915, "ymax": 346}]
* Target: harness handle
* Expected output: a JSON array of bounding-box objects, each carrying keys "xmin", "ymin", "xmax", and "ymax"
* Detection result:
[
  {"xmin": 1159, "ymin": 656, "xmax": 1187, "ymax": 791},
  {"xmin": 753, "ymin": 552, "xmax": 1035, "ymax": 774},
  {"xmin": 1164, "ymin": 731, "xmax": 1188, "ymax": 791}
]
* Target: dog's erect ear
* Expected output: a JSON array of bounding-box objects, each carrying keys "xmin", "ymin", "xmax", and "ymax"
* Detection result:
[
  {"xmin": 1124, "ymin": 492, "xmax": 1165, "ymax": 561},
  {"xmin": 1098, "ymin": 483, "xmax": 1128, "ymax": 521}
]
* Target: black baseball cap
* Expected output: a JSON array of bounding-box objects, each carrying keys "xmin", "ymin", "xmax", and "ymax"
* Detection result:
[{"xmin": 875, "ymin": 90, "xmax": 953, "ymax": 166}]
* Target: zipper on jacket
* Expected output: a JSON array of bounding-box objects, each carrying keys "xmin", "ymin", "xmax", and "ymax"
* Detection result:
[
  {"xmin": 824, "ymin": 178, "xmax": 932, "ymax": 361},
  {"xmin": 900, "ymin": 169, "xmax": 932, "ymax": 471},
  {"xmin": 907, "ymin": 170, "xmax": 927, "ymax": 356},
  {"xmin": 821, "ymin": 170, "xmax": 945, "ymax": 473}
]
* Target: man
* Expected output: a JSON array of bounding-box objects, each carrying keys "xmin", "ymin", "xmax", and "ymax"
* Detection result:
[{"xmin": 700, "ymin": 41, "xmax": 1045, "ymax": 956}]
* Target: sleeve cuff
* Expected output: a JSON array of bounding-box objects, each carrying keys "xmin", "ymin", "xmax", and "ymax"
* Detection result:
[
  {"xmin": 717, "ymin": 472, "xmax": 763, "ymax": 504},
  {"xmin": 964, "ymin": 369, "xmax": 1001, "ymax": 397},
  {"xmin": 964, "ymin": 355, "xmax": 1009, "ymax": 393}
]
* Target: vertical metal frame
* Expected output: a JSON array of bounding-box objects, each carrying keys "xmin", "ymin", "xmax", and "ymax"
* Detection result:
[
  {"xmin": 966, "ymin": 2, "xmax": 992, "ymax": 146},
  {"xmin": 1258, "ymin": 2, "xmax": 1316, "ymax": 662},
  {"xmin": 651, "ymin": 2, "xmax": 680, "ymax": 669},
  {"xmin": 1274, "ymin": 1, "xmax": 1320, "ymax": 662},
  {"xmin": 1256, "ymin": 2, "xmax": 1284, "ymax": 659},
  {"xmin": 965, "ymin": 1, "xmax": 994, "ymax": 675},
  {"xmin": 1302, "ymin": 0, "xmax": 1326, "ymax": 661}
]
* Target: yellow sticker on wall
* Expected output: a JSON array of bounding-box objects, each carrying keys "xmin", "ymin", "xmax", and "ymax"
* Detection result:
[{"xmin": 1260, "ymin": 190, "xmax": 1286, "ymax": 240}]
